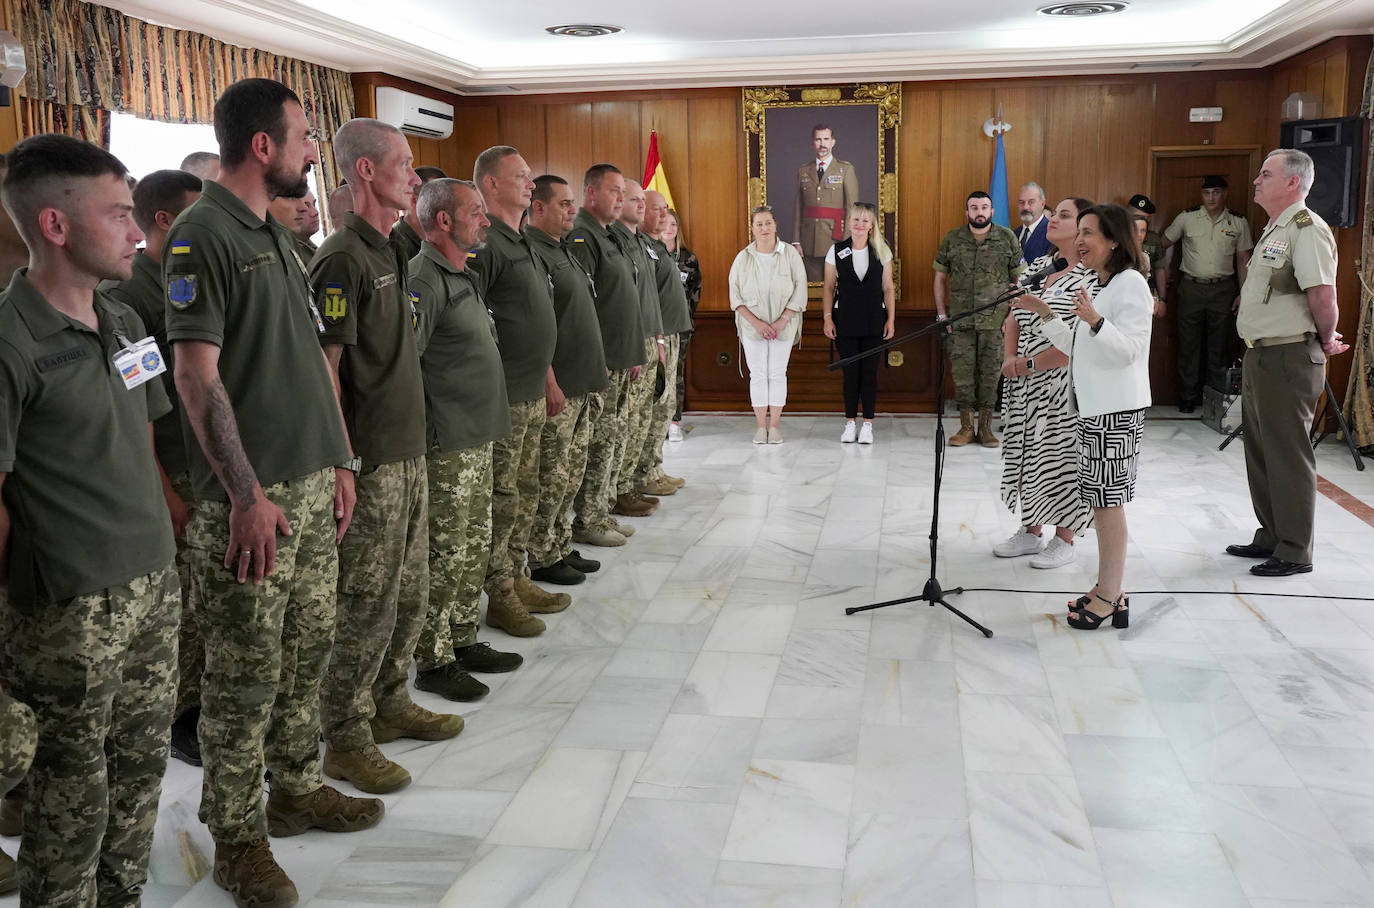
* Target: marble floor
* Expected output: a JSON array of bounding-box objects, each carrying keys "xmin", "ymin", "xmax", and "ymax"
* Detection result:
[{"xmin": 9, "ymin": 410, "xmax": 1374, "ymax": 907}]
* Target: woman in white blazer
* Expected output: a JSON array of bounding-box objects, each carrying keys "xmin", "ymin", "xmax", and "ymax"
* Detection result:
[
  {"xmin": 729, "ymin": 206, "xmax": 808, "ymax": 444},
  {"xmin": 1012, "ymin": 203, "xmax": 1152, "ymax": 631}
]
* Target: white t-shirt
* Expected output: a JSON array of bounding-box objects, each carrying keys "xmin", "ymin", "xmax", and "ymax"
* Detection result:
[
  {"xmin": 826, "ymin": 244, "xmax": 870, "ymax": 281},
  {"xmin": 751, "ymin": 250, "xmax": 774, "ymax": 298}
]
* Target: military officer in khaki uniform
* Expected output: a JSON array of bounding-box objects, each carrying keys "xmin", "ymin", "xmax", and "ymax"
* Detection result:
[
  {"xmin": 793, "ymin": 124, "xmax": 859, "ymax": 281},
  {"xmin": 1162, "ymin": 175, "xmax": 1253, "ymax": 412},
  {"xmin": 933, "ymin": 190, "xmax": 1026, "ymax": 447},
  {"xmin": 1226, "ymin": 149, "xmax": 1345, "ymax": 578}
]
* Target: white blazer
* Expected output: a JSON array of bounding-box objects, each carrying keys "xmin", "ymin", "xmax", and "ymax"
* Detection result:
[{"xmin": 1039, "ymin": 268, "xmax": 1153, "ymax": 418}]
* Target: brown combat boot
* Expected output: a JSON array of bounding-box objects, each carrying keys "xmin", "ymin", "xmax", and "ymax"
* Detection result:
[
  {"xmin": 213, "ymin": 837, "xmax": 298, "ymax": 908},
  {"xmin": 322, "ymin": 743, "xmax": 411, "ymax": 794},
  {"xmin": 613, "ymin": 492, "xmax": 655, "ymax": 517},
  {"xmin": 978, "ymin": 409, "xmax": 1000, "ymax": 447},
  {"xmin": 485, "ymin": 581, "xmax": 546, "ymax": 637},
  {"xmin": 662, "ymin": 472, "xmax": 686, "ymax": 488},
  {"xmin": 514, "ymin": 574, "xmax": 571, "ymax": 613},
  {"xmin": 949, "ymin": 410, "xmax": 976, "ymax": 447},
  {"xmin": 371, "ymin": 703, "xmax": 464, "ymax": 742},
  {"xmin": 641, "ymin": 476, "xmax": 678, "ymax": 496},
  {"xmin": 266, "ymin": 784, "xmax": 383, "ymax": 837}
]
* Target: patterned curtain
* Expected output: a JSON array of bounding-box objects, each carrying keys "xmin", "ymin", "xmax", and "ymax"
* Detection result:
[
  {"xmin": 1343, "ymin": 51, "xmax": 1374, "ymax": 448},
  {"xmin": 5, "ymin": 0, "xmax": 355, "ymax": 198},
  {"xmin": 19, "ymin": 97, "xmax": 109, "ymax": 145}
]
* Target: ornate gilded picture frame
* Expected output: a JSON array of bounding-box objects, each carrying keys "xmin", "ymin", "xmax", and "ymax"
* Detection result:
[{"xmin": 743, "ymin": 83, "xmax": 901, "ymax": 294}]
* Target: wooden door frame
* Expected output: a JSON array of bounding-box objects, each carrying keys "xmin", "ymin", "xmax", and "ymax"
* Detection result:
[{"xmin": 1147, "ymin": 145, "xmax": 1264, "ymax": 210}]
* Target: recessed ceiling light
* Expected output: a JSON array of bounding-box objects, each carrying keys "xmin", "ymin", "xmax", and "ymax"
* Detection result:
[
  {"xmin": 545, "ymin": 24, "xmax": 623, "ymax": 37},
  {"xmin": 1037, "ymin": 1, "xmax": 1129, "ymax": 16}
]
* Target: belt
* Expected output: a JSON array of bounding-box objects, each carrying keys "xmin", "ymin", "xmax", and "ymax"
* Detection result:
[
  {"xmin": 802, "ymin": 205, "xmax": 846, "ymax": 241},
  {"xmin": 1182, "ymin": 274, "xmax": 1234, "ymax": 285},
  {"xmin": 1244, "ymin": 332, "xmax": 1311, "ymax": 349}
]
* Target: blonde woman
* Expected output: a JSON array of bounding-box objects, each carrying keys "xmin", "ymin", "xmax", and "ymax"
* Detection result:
[
  {"xmin": 729, "ymin": 206, "xmax": 808, "ymax": 444},
  {"xmin": 822, "ymin": 202, "xmax": 895, "ymax": 443}
]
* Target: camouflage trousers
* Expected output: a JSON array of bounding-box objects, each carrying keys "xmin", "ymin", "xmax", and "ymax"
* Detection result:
[
  {"xmin": 529, "ymin": 392, "xmax": 599, "ymax": 568},
  {"xmin": 575, "ymin": 369, "xmax": 633, "ymax": 534},
  {"xmin": 485, "ymin": 399, "xmax": 546, "ymax": 591},
  {"xmin": 414, "ymin": 443, "xmax": 492, "ymax": 671},
  {"xmin": 0, "ymin": 690, "xmax": 35, "ymax": 801},
  {"xmin": 950, "ymin": 326, "xmax": 1004, "ymax": 410},
  {"xmin": 617, "ymin": 338, "xmax": 660, "ymax": 497},
  {"xmin": 168, "ymin": 471, "xmax": 202, "ymax": 719},
  {"xmin": 191, "ymin": 468, "xmax": 337, "ymax": 843},
  {"xmin": 324, "ymin": 457, "xmax": 429, "ymax": 750},
  {"xmin": 636, "ymin": 333, "xmax": 679, "ymax": 483},
  {"xmin": 0, "ymin": 561, "xmax": 178, "ymax": 907}
]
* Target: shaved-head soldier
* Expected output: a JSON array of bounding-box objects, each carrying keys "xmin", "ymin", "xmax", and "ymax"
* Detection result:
[
  {"xmin": 180, "ymin": 150, "xmax": 221, "ymax": 181},
  {"xmin": 392, "ymin": 164, "xmax": 446, "ymax": 260}
]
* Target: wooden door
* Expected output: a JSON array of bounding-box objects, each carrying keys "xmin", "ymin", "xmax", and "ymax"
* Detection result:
[{"xmin": 1149, "ymin": 148, "xmax": 1261, "ymax": 405}]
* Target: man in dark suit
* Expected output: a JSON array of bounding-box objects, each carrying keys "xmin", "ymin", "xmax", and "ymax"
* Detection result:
[{"xmin": 1016, "ymin": 181, "xmax": 1053, "ymax": 262}]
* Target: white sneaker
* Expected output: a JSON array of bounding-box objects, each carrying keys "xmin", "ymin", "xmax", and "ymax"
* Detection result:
[
  {"xmin": 668, "ymin": 423, "xmax": 684, "ymax": 442},
  {"xmin": 992, "ymin": 528, "xmax": 1044, "ymax": 558},
  {"xmin": 840, "ymin": 421, "xmax": 857, "ymax": 443},
  {"xmin": 858, "ymin": 422, "xmax": 874, "ymax": 445},
  {"xmin": 1030, "ymin": 536, "xmax": 1076, "ymax": 569},
  {"xmin": 753, "ymin": 427, "xmax": 768, "ymax": 445},
  {"xmin": 767, "ymin": 427, "xmax": 783, "ymax": 444}
]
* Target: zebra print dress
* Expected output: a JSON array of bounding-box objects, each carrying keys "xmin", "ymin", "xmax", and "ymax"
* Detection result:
[{"xmin": 999, "ymin": 258, "xmax": 1099, "ymax": 533}]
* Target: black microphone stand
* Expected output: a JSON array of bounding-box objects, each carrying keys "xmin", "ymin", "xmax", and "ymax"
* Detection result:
[{"xmin": 828, "ymin": 288, "xmax": 1028, "ymax": 637}]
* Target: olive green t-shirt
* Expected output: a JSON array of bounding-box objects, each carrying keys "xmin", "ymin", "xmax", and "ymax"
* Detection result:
[
  {"xmin": 467, "ymin": 216, "xmax": 558, "ymax": 404},
  {"xmin": 164, "ymin": 180, "xmax": 349, "ymax": 501},
  {"xmin": 408, "ymin": 242, "xmax": 512, "ymax": 452},
  {"xmin": 313, "ymin": 214, "xmax": 427, "ymax": 468},
  {"xmin": 391, "ymin": 219, "xmax": 422, "ymax": 264},
  {"xmin": 613, "ymin": 222, "xmax": 663, "ymax": 338},
  {"xmin": 564, "ymin": 209, "xmax": 645, "ymax": 371},
  {"xmin": 100, "ymin": 251, "xmax": 187, "ymax": 475},
  {"xmin": 295, "ymin": 236, "xmax": 318, "ymax": 267},
  {"xmin": 523, "ymin": 226, "xmax": 609, "ymax": 399},
  {"xmin": 645, "ymin": 235, "xmax": 694, "ymax": 336},
  {"xmin": 0, "ymin": 271, "xmax": 174, "ymax": 605}
]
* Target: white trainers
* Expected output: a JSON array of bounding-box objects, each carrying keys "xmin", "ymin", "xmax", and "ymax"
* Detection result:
[
  {"xmin": 840, "ymin": 421, "xmax": 857, "ymax": 443},
  {"xmin": 858, "ymin": 422, "xmax": 874, "ymax": 445},
  {"xmin": 753, "ymin": 427, "xmax": 768, "ymax": 445},
  {"xmin": 767, "ymin": 427, "xmax": 783, "ymax": 444},
  {"xmin": 1030, "ymin": 536, "xmax": 1076, "ymax": 569},
  {"xmin": 992, "ymin": 528, "xmax": 1044, "ymax": 558},
  {"xmin": 668, "ymin": 423, "xmax": 684, "ymax": 442}
]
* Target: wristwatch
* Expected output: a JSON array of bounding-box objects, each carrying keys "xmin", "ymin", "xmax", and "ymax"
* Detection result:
[
  {"xmin": 1025, "ymin": 357, "xmax": 1035, "ymax": 373},
  {"xmin": 338, "ymin": 457, "xmax": 362, "ymax": 474}
]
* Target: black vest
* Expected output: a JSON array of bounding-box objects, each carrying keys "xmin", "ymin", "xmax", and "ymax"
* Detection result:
[{"xmin": 831, "ymin": 238, "xmax": 887, "ymax": 337}]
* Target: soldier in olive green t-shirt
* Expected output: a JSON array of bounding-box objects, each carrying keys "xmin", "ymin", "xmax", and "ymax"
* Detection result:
[{"xmin": 637, "ymin": 188, "xmax": 693, "ymax": 495}]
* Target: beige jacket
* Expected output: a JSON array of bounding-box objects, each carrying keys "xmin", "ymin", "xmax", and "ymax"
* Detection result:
[{"xmin": 729, "ymin": 242, "xmax": 808, "ymax": 343}]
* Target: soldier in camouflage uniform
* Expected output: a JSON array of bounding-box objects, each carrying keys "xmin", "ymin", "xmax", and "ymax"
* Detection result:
[
  {"xmin": 0, "ymin": 135, "xmax": 180, "ymax": 907},
  {"xmin": 101, "ymin": 168, "xmax": 207, "ymax": 767},
  {"xmin": 409, "ymin": 178, "xmax": 530, "ymax": 701},
  {"xmin": 165, "ymin": 81, "xmax": 383, "ymax": 907},
  {"xmin": 933, "ymin": 191, "xmax": 1026, "ymax": 447},
  {"xmin": 638, "ymin": 190, "xmax": 693, "ymax": 494},
  {"xmin": 314, "ymin": 119, "xmax": 463, "ymax": 799},
  {"xmin": 525, "ymin": 174, "xmax": 610, "ymax": 585},
  {"xmin": 0, "ymin": 689, "xmax": 36, "ymax": 893}
]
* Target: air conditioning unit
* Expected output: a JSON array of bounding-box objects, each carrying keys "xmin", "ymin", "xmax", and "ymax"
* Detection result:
[{"xmin": 375, "ymin": 86, "xmax": 454, "ymax": 140}]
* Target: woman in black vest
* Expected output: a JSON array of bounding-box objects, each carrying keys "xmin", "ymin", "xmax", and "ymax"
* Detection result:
[{"xmin": 822, "ymin": 202, "xmax": 895, "ymax": 444}]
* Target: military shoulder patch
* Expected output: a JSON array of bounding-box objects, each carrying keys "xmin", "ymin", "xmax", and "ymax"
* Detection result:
[
  {"xmin": 571, "ymin": 236, "xmax": 586, "ymax": 243},
  {"xmin": 321, "ymin": 282, "xmax": 348, "ymax": 321},
  {"xmin": 167, "ymin": 274, "xmax": 198, "ymax": 309},
  {"xmin": 170, "ymin": 240, "xmax": 192, "ymax": 255},
  {"xmin": 1294, "ymin": 210, "xmax": 1313, "ymax": 228}
]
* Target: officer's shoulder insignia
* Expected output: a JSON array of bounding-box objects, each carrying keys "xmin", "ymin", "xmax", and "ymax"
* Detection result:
[
  {"xmin": 1294, "ymin": 210, "xmax": 1313, "ymax": 228},
  {"xmin": 321, "ymin": 282, "xmax": 348, "ymax": 321},
  {"xmin": 167, "ymin": 273, "xmax": 198, "ymax": 310},
  {"xmin": 1187, "ymin": 205, "xmax": 1201, "ymax": 212}
]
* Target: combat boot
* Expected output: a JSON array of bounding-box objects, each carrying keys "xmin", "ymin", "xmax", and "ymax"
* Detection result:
[
  {"xmin": 613, "ymin": 520, "xmax": 636, "ymax": 537},
  {"xmin": 0, "ymin": 796, "xmax": 20, "ymax": 836},
  {"xmin": 0, "ymin": 846, "xmax": 15, "ymax": 895},
  {"xmin": 371, "ymin": 703, "xmax": 464, "ymax": 742},
  {"xmin": 571, "ymin": 525, "xmax": 626, "ymax": 547},
  {"xmin": 213, "ymin": 837, "xmax": 298, "ymax": 908},
  {"xmin": 323, "ymin": 743, "xmax": 411, "ymax": 794},
  {"xmin": 266, "ymin": 784, "xmax": 383, "ymax": 837},
  {"xmin": 564, "ymin": 550, "xmax": 600, "ymax": 573},
  {"xmin": 641, "ymin": 475, "xmax": 678, "ymax": 496},
  {"xmin": 485, "ymin": 581, "xmax": 546, "ymax": 637},
  {"xmin": 978, "ymin": 409, "xmax": 1000, "ymax": 447},
  {"xmin": 949, "ymin": 410, "xmax": 976, "ymax": 447},
  {"xmin": 514, "ymin": 574, "xmax": 572, "ymax": 614},
  {"xmin": 613, "ymin": 492, "xmax": 654, "ymax": 517}
]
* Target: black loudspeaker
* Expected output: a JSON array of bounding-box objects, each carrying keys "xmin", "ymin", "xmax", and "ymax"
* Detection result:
[{"xmin": 1279, "ymin": 116, "xmax": 1364, "ymax": 228}]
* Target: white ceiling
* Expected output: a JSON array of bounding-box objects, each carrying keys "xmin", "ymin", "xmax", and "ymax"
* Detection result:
[{"xmin": 109, "ymin": 0, "xmax": 1374, "ymax": 95}]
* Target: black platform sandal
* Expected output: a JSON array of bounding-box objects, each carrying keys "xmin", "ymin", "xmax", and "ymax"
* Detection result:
[{"xmin": 1067, "ymin": 593, "xmax": 1129, "ymax": 630}]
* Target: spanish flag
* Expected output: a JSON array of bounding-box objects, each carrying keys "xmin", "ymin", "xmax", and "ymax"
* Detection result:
[{"xmin": 642, "ymin": 129, "xmax": 675, "ymax": 211}]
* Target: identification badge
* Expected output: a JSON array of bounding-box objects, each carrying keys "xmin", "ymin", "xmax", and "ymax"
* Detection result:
[
  {"xmin": 679, "ymin": 270, "xmax": 689, "ymax": 283},
  {"xmin": 837, "ymin": 247, "xmax": 852, "ymax": 259},
  {"xmin": 645, "ymin": 245, "xmax": 659, "ymax": 261},
  {"xmin": 113, "ymin": 336, "xmax": 166, "ymax": 390}
]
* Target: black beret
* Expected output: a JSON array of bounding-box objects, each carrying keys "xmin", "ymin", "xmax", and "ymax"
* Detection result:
[{"xmin": 1201, "ymin": 175, "xmax": 1228, "ymax": 189}]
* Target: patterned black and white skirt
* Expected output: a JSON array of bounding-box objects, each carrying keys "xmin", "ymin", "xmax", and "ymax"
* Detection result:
[{"xmin": 1076, "ymin": 409, "xmax": 1145, "ymax": 508}]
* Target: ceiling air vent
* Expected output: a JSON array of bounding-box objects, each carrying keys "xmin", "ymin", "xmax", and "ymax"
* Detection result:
[
  {"xmin": 545, "ymin": 24, "xmax": 623, "ymax": 37},
  {"xmin": 1037, "ymin": 1, "xmax": 1129, "ymax": 15}
]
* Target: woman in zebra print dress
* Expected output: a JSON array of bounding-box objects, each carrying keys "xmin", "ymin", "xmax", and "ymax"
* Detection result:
[
  {"xmin": 1012, "ymin": 204, "xmax": 1153, "ymax": 630},
  {"xmin": 995, "ymin": 198, "xmax": 1097, "ymax": 570}
]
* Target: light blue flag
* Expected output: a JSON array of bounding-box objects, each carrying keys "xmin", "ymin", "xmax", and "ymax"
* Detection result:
[{"xmin": 989, "ymin": 131, "xmax": 1010, "ymax": 229}]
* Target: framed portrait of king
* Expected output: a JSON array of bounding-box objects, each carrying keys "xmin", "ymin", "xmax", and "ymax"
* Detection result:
[{"xmin": 743, "ymin": 82, "xmax": 901, "ymax": 292}]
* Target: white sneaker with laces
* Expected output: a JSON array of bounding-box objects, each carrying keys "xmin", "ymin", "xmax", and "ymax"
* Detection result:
[
  {"xmin": 992, "ymin": 528, "xmax": 1044, "ymax": 558},
  {"xmin": 1030, "ymin": 536, "xmax": 1076, "ymax": 569},
  {"xmin": 840, "ymin": 421, "xmax": 857, "ymax": 443},
  {"xmin": 858, "ymin": 422, "xmax": 874, "ymax": 445},
  {"xmin": 668, "ymin": 423, "xmax": 684, "ymax": 442}
]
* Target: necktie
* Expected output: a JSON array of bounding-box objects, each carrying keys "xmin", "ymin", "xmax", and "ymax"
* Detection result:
[{"xmin": 817, "ymin": 164, "xmax": 824, "ymax": 184}]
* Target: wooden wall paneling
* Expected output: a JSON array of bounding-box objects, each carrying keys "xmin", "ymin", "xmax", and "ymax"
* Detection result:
[
  {"xmin": 638, "ymin": 99, "xmax": 690, "ymax": 223},
  {"xmin": 543, "ymin": 103, "xmax": 594, "ymax": 186},
  {"xmin": 936, "ymin": 87, "xmax": 996, "ymax": 224},
  {"xmin": 497, "ymin": 105, "xmax": 548, "ymax": 174},
  {"xmin": 684, "ymin": 95, "xmax": 742, "ymax": 313},
  {"xmin": 1042, "ymin": 83, "xmax": 1103, "ymax": 203},
  {"xmin": 1098, "ymin": 82, "xmax": 1151, "ymax": 206},
  {"xmin": 590, "ymin": 101, "xmax": 642, "ymax": 175},
  {"xmin": 1149, "ymin": 75, "xmax": 1218, "ymax": 148},
  {"xmin": 1213, "ymin": 76, "xmax": 1270, "ymax": 149},
  {"xmin": 899, "ymin": 86, "xmax": 942, "ymax": 310},
  {"xmin": 451, "ymin": 105, "xmax": 500, "ymax": 180}
]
